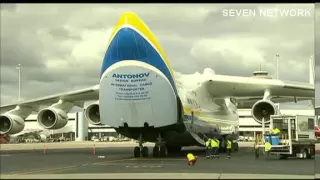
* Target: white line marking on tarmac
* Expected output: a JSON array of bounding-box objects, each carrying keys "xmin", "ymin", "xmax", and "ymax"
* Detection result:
[
  {"xmin": 4, "ymin": 165, "xmax": 78, "ymax": 176},
  {"xmin": 92, "ymin": 158, "xmax": 134, "ymax": 165},
  {"xmin": 0, "ymin": 154, "xmax": 11, "ymax": 157}
]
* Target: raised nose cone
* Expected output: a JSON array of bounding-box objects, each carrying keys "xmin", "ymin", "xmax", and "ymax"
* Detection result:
[
  {"xmin": 100, "ymin": 12, "xmax": 177, "ymax": 93},
  {"xmin": 107, "ymin": 12, "xmax": 146, "ymax": 45}
]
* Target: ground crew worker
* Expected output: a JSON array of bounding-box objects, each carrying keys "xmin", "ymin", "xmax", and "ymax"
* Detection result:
[
  {"xmin": 210, "ymin": 138, "xmax": 218, "ymax": 159},
  {"xmin": 186, "ymin": 153, "xmax": 198, "ymax": 166},
  {"xmin": 264, "ymin": 140, "xmax": 272, "ymax": 157},
  {"xmin": 253, "ymin": 141, "xmax": 260, "ymax": 159},
  {"xmin": 205, "ymin": 138, "xmax": 212, "ymax": 159},
  {"xmin": 226, "ymin": 139, "xmax": 232, "ymax": 159},
  {"xmin": 216, "ymin": 138, "xmax": 220, "ymax": 158}
]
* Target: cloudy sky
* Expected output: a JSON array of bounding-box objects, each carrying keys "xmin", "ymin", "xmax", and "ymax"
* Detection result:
[{"xmin": 0, "ymin": 4, "xmax": 315, "ymax": 110}]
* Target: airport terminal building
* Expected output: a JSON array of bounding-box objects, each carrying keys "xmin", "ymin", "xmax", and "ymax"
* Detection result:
[{"xmin": 19, "ymin": 108, "xmax": 316, "ymax": 142}]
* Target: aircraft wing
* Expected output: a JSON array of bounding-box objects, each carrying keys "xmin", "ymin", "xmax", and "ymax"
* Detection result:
[
  {"xmin": 235, "ymin": 97, "xmax": 312, "ymax": 108},
  {"xmin": 0, "ymin": 85, "xmax": 99, "ymax": 113},
  {"xmin": 204, "ymin": 75, "xmax": 314, "ymax": 107}
]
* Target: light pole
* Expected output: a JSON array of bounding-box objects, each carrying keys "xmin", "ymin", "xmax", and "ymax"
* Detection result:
[
  {"xmin": 276, "ymin": 54, "xmax": 279, "ymax": 80},
  {"xmin": 16, "ymin": 64, "xmax": 21, "ymax": 101}
]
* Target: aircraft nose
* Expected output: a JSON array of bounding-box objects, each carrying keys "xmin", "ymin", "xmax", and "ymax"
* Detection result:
[{"xmin": 108, "ymin": 27, "xmax": 149, "ymax": 61}]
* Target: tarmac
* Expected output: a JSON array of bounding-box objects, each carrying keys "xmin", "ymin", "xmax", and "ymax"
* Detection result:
[{"xmin": 0, "ymin": 142, "xmax": 318, "ymax": 179}]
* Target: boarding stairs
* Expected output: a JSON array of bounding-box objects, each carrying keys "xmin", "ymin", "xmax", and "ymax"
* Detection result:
[{"xmin": 186, "ymin": 124, "xmax": 208, "ymax": 146}]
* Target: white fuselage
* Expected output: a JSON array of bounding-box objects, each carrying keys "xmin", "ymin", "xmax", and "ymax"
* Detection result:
[
  {"xmin": 99, "ymin": 59, "xmax": 239, "ymax": 144},
  {"xmin": 175, "ymin": 69, "xmax": 239, "ymax": 136}
]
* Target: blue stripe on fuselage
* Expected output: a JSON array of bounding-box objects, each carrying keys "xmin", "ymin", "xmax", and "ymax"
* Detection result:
[{"xmin": 100, "ymin": 27, "xmax": 177, "ymax": 94}]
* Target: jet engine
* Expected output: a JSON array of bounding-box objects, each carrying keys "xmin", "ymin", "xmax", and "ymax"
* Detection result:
[
  {"xmin": 84, "ymin": 102, "xmax": 101, "ymax": 125},
  {"xmin": 37, "ymin": 108, "xmax": 68, "ymax": 129},
  {"xmin": 0, "ymin": 114, "xmax": 25, "ymax": 134},
  {"xmin": 251, "ymin": 100, "xmax": 277, "ymax": 124}
]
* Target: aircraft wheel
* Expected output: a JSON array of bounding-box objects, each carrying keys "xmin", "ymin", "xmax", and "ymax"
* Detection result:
[
  {"xmin": 141, "ymin": 146, "xmax": 149, "ymax": 157},
  {"xmin": 153, "ymin": 146, "xmax": 160, "ymax": 157},
  {"xmin": 159, "ymin": 146, "xmax": 167, "ymax": 157},
  {"xmin": 134, "ymin": 146, "xmax": 140, "ymax": 158}
]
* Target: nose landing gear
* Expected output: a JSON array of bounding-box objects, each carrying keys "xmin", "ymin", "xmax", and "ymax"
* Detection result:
[{"xmin": 133, "ymin": 134, "xmax": 149, "ymax": 158}]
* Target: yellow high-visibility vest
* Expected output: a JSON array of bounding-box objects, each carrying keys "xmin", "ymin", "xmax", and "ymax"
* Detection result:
[
  {"xmin": 211, "ymin": 139, "xmax": 218, "ymax": 147},
  {"xmin": 265, "ymin": 142, "xmax": 271, "ymax": 152},
  {"xmin": 227, "ymin": 140, "xmax": 232, "ymax": 149},
  {"xmin": 216, "ymin": 139, "xmax": 220, "ymax": 147},
  {"xmin": 187, "ymin": 153, "xmax": 195, "ymax": 161},
  {"xmin": 205, "ymin": 140, "xmax": 211, "ymax": 147}
]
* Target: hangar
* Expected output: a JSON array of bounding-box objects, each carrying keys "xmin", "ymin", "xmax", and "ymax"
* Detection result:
[{"xmin": 18, "ymin": 108, "xmax": 315, "ymax": 142}]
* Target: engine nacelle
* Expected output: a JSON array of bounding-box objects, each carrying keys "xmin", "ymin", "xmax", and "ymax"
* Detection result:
[
  {"xmin": 0, "ymin": 114, "xmax": 25, "ymax": 134},
  {"xmin": 84, "ymin": 103, "xmax": 101, "ymax": 125},
  {"xmin": 37, "ymin": 108, "xmax": 68, "ymax": 129},
  {"xmin": 251, "ymin": 100, "xmax": 277, "ymax": 124}
]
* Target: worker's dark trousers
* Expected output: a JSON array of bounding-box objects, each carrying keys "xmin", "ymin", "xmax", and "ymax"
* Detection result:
[
  {"xmin": 255, "ymin": 149, "xmax": 259, "ymax": 159},
  {"xmin": 227, "ymin": 148, "xmax": 231, "ymax": 157},
  {"xmin": 211, "ymin": 148, "xmax": 215, "ymax": 157},
  {"xmin": 212, "ymin": 147, "xmax": 217, "ymax": 157},
  {"xmin": 206, "ymin": 148, "xmax": 211, "ymax": 157},
  {"xmin": 215, "ymin": 147, "xmax": 220, "ymax": 157}
]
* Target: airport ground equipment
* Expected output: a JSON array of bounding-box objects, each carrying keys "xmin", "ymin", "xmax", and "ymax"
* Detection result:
[{"xmin": 254, "ymin": 115, "xmax": 316, "ymax": 160}]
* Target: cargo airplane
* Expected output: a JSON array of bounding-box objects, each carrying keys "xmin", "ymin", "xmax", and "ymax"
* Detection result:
[{"xmin": 0, "ymin": 12, "xmax": 315, "ymax": 158}]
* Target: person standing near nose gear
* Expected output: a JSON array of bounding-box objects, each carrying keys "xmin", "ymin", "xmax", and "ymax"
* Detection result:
[
  {"xmin": 210, "ymin": 138, "xmax": 218, "ymax": 159},
  {"xmin": 205, "ymin": 138, "xmax": 212, "ymax": 159},
  {"xmin": 226, "ymin": 139, "xmax": 232, "ymax": 159},
  {"xmin": 216, "ymin": 138, "xmax": 220, "ymax": 159},
  {"xmin": 264, "ymin": 140, "xmax": 272, "ymax": 159}
]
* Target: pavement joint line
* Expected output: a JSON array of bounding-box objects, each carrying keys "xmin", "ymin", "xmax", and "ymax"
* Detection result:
[
  {"xmin": 2, "ymin": 165, "xmax": 77, "ymax": 176},
  {"xmin": 129, "ymin": 158, "xmax": 185, "ymax": 161},
  {"xmin": 4, "ymin": 165, "xmax": 78, "ymax": 176},
  {"xmin": 98, "ymin": 162, "xmax": 176, "ymax": 166},
  {"xmin": 91, "ymin": 158, "xmax": 135, "ymax": 165}
]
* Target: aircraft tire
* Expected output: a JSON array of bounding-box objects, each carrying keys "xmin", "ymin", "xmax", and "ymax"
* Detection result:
[
  {"xmin": 134, "ymin": 146, "xmax": 140, "ymax": 158},
  {"xmin": 141, "ymin": 146, "xmax": 149, "ymax": 157},
  {"xmin": 153, "ymin": 146, "xmax": 160, "ymax": 157}
]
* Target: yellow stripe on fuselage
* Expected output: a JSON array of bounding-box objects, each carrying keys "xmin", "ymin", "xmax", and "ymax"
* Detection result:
[
  {"xmin": 106, "ymin": 12, "xmax": 176, "ymax": 83},
  {"xmin": 183, "ymin": 107, "xmax": 217, "ymax": 124},
  {"xmin": 184, "ymin": 107, "xmax": 201, "ymax": 116}
]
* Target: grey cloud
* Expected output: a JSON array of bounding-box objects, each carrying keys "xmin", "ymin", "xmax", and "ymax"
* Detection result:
[
  {"xmin": 0, "ymin": 4, "xmax": 18, "ymax": 12},
  {"xmin": 47, "ymin": 27, "xmax": 82, "ymax": 41}
]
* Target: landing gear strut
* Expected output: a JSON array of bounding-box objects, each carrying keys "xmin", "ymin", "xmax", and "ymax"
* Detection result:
[
  {"xmin": 133, "ymin": 134, "xmax": 149, "ymax": 158},
  {"xmin": 152, "ymin": 133, "xmax": 168, "ymax": 157}
]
